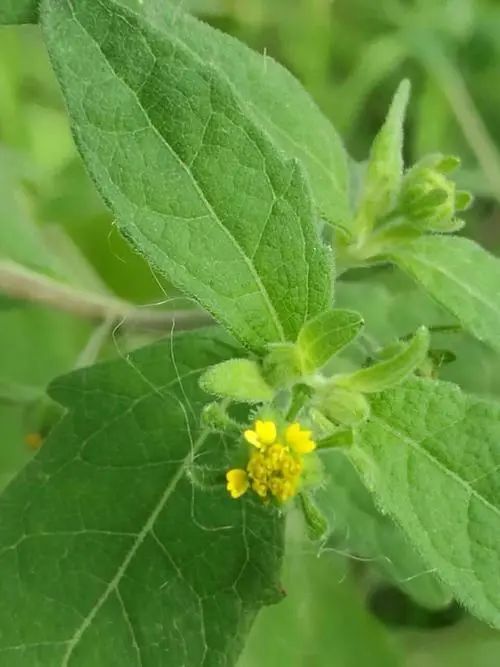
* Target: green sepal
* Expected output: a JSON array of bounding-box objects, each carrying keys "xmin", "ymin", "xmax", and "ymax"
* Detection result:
[
  {"xmin": 354, "ymin": 79, "xmax": 410, "ymax": 233},
  {"xmin": 317, "ymin": 386, "xmax": 370, "ymax": 426},
  {"xmin": 199, "ymin": 359, "xmax": 274, "ymax": 403},
  {"xmin": 455, "ymin": 190, "xmax": 473, "ymax": 211},
  {"xmin": 433, "ymin": 154, "xmax": 461, "ymax": 173},
  {"xmin": 297, "ymin": 309, "xmax": 364, "ymax": 373},
  {"xmin": 317, "ymin": 427, "xmax": 354, "ymax": 450},
  {"xmin": 334, "ymin": 326, "xmax": 430, "ymax": 393},
  {"xmin": 298, "ymin": 492, "xmax": 329, "ymax": 542}
]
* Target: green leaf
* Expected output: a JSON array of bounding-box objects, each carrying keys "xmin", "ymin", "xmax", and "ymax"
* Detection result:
[
  {"xmin": 0, "ymin": 329, "xmax": 284, "ymax": 664},
  {"xmin": 297, "ymin": 308, "xmax": 364, "ymax": 372},
  {"xmin": 335, "ymin": 326, "xmax": 430, "ymax": 393},
  {"xmin": 317, "ymin": 452, "xmax": 452, "ymax": 610},
  {"xmin": 392, "ymin": 236, "xmax": 500, "ymax": 352},
  {"xmin": 123, "ymin": 0, "xmax": 351, "ymax": 226},
  {"xmin": 41, "ymin": 0, "xmax": 332, "ymax": 352},
  {"xmin": 0, "ymin": 0, "xmax": 37, "ymax": 24},
  {"xmin": 199, "ymin": 358, "xmax": 274, "ymax": 403},
  {"xmin": 238, "ymin": 519, "xmax": 401, "ymax": 667},
  {"xmin": 352, "ymin": 377, "xmax": 500, "ymax": 627},
  {"xmin": 354, "ymin": 80, "xmax": 410, "ymax": 233}
]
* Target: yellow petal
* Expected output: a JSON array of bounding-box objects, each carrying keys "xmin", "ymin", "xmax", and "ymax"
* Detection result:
[
  {"xmin": 226, "ymin": 469, "xmax": 249, "ymax": 498},
  {"xmin": 292, "ymin": 438, "xmax": 316, "ymax": 454},
  {"xmin": 285, "ymin": 423, "xmax": 316, "ymax": 454},
  {"xmin": 255, "ymin": 420, "xmax": 277, "ymax": 445},
  {"xmin": 244, "ymin": 429, "xmax": 261, "ymax": 448}
]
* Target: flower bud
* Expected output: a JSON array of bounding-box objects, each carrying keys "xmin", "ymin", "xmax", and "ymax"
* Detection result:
[{"xmin": 399, "ymin": 154, "xmax": 472, "ymax": 232}]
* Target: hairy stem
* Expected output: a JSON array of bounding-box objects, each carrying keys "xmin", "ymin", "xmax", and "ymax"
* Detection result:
[{"xmin": 0, "ymin": 260, "xmax": 212, "ymax": 331}]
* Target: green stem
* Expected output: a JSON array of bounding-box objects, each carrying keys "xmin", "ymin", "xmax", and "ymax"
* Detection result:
[
  {"xmin": 0, "ymin": 260, "xmax": 212, "ymax": 331},
  {"xmin": 286, "ymin": 383, "xmax": 313, "ymax": 422}
]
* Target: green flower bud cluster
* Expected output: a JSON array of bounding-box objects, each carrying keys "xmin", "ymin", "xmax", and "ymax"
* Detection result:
[{"xmin": 398, "ymin": 154, "xmax": 472, "ymax": 233}]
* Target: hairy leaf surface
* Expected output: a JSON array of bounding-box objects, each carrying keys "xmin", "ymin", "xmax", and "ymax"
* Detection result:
[
  {"xmin": 353, "ymin": 378, "xmax": 500, "ymax": 627},
  {"xmin": 392, "ymin": 236, "xmax": 500, "ymax": 352},
  {"xmin": 0, "ymin": 329, "xmax": 284, "ymax": 666},
  {"xmin": 123, "ymin": 0, "xmax": 351, "ymax": 226},
  {"xmin": 41, "ymin": 0, "xmax": 332, "ymax": 351},
  {"xmin": 0, "ymin": 0, "xmax": 37, "ymax": 24},
  {"xmin": 317, "ymin": 452, "xmax": 451, "ymax": 609}
]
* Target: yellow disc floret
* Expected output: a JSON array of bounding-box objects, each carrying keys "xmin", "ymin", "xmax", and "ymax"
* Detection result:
[{"xmin": 227, "ymin": 419, "xmax": 316, "ymax": 504}]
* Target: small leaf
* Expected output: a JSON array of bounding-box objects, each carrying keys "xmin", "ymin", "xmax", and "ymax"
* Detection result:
[
  {"xmin": 41, "ymin": 0, "xmax": 332, "ymax": 352},
  {"xmin": 354, "ymin": 80, "xmax": 410, "ymax": 232},
  {"xmin": 335, "ymin": 326, "xmax": 430, "ymax": 393},
  {"xmin": 200, "ymin": 358, "xmax": 274, "ymax": 403},
  {"xmin": 297, "ymin": 309, "xmax": 364, "ymax": 373},
  {"xmin": 352, "ymin": 378, "xmax": 500, "ymax": 627},
  {"xmin": 392, "ymin": 236, "xmax": 500, "ymax": 351},
  {"xmin": 0, "ymin": 329, "xmax": 285, "ymax": 664}
]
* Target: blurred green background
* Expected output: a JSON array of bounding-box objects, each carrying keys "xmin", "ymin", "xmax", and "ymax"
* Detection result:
[{"xmin": 1, "ymin": 0, "xmax": 500, "ymax": 664}]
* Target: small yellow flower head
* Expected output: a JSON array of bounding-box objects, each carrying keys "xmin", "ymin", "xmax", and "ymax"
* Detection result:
[
  {"xmin": 227, "ymin": 419, "xmax": 316, "ymax": 504},
  {"xmin": 226, "ymin": 468, "xmax": 249, "ymax": 498}
]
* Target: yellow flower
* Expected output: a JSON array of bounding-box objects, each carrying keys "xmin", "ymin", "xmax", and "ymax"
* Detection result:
[
  {"xmin": 285, "ymin": 422, "xmax": 316, "ymax": 454},
  {"xmin": 244, "ymin": 420, "xmax": 277, "ymax": 448},
  {"xmin": 226, "ymin": 469, "xmax": 249, "ymax": 498},
  {"xmin": 226, "ymin": 419, "xmax": 317, "ymax": 504}
]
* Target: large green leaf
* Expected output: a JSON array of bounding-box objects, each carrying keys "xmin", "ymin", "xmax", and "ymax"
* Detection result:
[
  {"xmin": 352, "ymin": 377, "xmax": 500, "ymax": 627},
  {"xmin": 41, "ymin": 0, "xmax": 332, "ymax": 352},
  {"xmin": 317, "ymin": 453, "xmax": 452, "ymax": 610},
  {"xmin": 0, "ymin": 0, "xmax": 37, "ymax": 24},
  {"xmin": 392, "ymin": 236, "xmax": 500, "ymax": 352},
  {"xmin": 123, "ymin": 0, "xmax": 350, "ymax": 226},
  {"xmin": 0, "ymin": 329, "xmax": 284, "ymax": 665}
]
